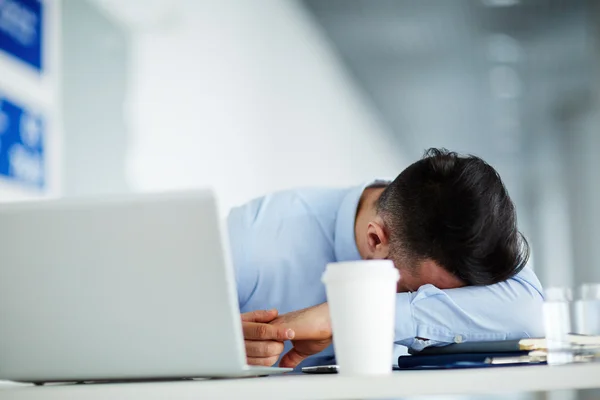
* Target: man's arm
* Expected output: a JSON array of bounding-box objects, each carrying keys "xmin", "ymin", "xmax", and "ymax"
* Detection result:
[
  {"xmin": 271, "ymin": 267, "xmax": 544, "ymax": 367},
  {"xmin": 270, "ymin": 303, "xmax": 332, "ymax": 368},
  {"xmin": 394, "ymin": 267, "xmax": 545, "ymax": 351}
]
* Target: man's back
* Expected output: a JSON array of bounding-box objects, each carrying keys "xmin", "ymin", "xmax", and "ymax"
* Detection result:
[{"xmin": 227, "ymin": 186, "xmax": 363, "ymax": 315}]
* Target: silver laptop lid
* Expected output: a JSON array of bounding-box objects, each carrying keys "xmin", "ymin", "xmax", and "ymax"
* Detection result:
[{"xmin": 0, "ymin": 190, "xmax": 247, "ymax": 381}]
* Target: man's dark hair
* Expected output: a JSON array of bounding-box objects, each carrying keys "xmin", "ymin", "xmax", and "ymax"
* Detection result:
[{"xmin": 376, "ymin": 148, "xmax": 529, "ymax": 286}]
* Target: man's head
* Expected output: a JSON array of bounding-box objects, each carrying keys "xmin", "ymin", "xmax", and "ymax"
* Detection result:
[{"xmin": 358, "ymin": 148, "xmax": 529, "ymax": 292}]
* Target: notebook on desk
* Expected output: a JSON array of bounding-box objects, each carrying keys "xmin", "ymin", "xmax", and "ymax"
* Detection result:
[
  {"xmin": 412, "ymin": 339, "xmax": 542, "ymax": 356},
  {"xmin": 411, "ymin": 334, "xmax": 600, "ymax": 356}
]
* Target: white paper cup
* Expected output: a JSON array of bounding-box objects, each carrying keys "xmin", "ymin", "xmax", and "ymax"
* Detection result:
[{"xmin": 322, "ymin": 260, "xmax": 399, "ymax": 375}]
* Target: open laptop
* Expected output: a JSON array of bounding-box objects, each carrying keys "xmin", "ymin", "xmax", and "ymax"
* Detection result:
[{"xmin": 0, "ymin": 190, "xmax": 291, "ymax": 383}]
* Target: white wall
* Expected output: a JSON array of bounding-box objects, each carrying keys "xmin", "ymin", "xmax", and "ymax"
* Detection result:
[
  {"xmin": 0, "ymin": 0, "xmax": 62, "ymax": 200},
  {"xmin": 548, "ymin": 2, "xmax": 600, "ymax": 288},
  {"xmin": 568, "ymin": 114, "xmax": 600, "ymax": 285},
  {"xmin": 527, "ymin": 128, "xmax": 575, "ymax": 288},
  {"xmin": 104, "ymin": 0, "xmax": 407, "ymax": 211},
  {"xmin": 62, "ymin": 0, "xmax": 129, "ymax": 197}
]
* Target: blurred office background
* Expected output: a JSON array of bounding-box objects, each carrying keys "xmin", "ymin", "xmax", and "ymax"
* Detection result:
[{"xmin": 0, "ymin": 0, "xmax": 598, "ymax": 398}]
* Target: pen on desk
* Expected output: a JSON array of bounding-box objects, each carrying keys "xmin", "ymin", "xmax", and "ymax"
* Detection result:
[{"xmin": 485, "ymin": 355, "xmax": 546, "ymax": 365}]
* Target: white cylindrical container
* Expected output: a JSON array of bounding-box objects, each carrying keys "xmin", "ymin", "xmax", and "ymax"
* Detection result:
[
  {"xmin": 543, "ymin": 287, "xmax": 573, "ymax": 365},
  {"xmin": 322, "ymin": 260, "xmax": 399, "ymax": 376},
  {"xmin": 574, "ymin": 283, "xmax": 600, "ymax": 335}
]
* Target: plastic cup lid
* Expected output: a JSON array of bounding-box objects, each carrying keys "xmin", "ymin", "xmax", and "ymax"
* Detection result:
[{"xmin": 322, "ymin": 260, "xmax": 400, "ymax": 283}]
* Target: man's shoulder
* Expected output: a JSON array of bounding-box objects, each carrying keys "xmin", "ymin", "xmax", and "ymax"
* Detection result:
[
  {"xmin": 229, "ymin": 186, "xmax": 352, "ymax": 220},
  {"xmin": 227, "ymin": 187, "xmax": 355, "ymax": 269}
]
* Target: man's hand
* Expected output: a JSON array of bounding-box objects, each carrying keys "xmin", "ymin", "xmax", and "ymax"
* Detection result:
[
  {"xmin": 270, "ymin": 303, "xmax": 332, "ymax": 368},
  {"xmin": 241, "ymin": 309, "xmax": 295, "ymax": 366}
]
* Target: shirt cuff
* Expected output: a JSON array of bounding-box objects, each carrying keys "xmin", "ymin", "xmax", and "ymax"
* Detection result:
[{"xmin": 394, "ymin": 292, "xmax": 417, "ymax": 347}]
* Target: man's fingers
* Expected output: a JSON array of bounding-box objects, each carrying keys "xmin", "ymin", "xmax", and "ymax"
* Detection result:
[
  {"xmin": 247, "ymin": 356, "xmax": 279, "ymax": 367},
  {"xmin": 242, "ymin": 322, "xmax": 295, "ymax": 341},
  {"xmin": 241, "ymin": 309, "xmax": 278, "ymax": 323},
  {"xmin": 244, "ymin": 340, "xmax": 284, "ymax": 358},
  {"xmin": 279, "ymin": 349, "xmax": 308, "ymax": 369},
  {"xmin": 242, "ymin": 309, "xmax": 278, "ymax": 323}
]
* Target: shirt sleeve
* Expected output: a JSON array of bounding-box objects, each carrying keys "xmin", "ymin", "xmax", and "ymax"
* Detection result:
[
  {"xmin": 394, "ymin": 267, "xmax": 545, "ymax": 352},
  {"xmin": 226, "ymin": 199, "xmax": 261, "ymax": 310}
]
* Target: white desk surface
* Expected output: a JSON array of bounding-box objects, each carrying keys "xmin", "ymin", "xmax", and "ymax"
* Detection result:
[{"xmin": 1, "ymin": 363, "xmax": 599, "ymax": 400}]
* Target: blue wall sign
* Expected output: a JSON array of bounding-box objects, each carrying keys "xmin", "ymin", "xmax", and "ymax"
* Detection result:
[
  {"xmin": 0, "ymin": 0, "xmax": 43, "ymax": 71},
  {"xmin": 0, "ymin": 95, "xmax": 45, "ymax": 189}
]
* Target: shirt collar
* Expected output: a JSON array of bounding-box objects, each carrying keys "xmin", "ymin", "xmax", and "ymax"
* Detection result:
[{"xmin": 334, "ymin": 179, "xmax": 391, "ymax": 262}]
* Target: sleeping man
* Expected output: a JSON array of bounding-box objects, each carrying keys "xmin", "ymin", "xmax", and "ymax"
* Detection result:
[{"xmin": 227, "ymin": 148, "xmax": 544, "ymax": 368}]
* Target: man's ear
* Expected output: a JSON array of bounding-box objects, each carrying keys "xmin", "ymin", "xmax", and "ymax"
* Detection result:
[{"xmin": 366, "ymin": 218, "xmax": 390, "ymax": 259}]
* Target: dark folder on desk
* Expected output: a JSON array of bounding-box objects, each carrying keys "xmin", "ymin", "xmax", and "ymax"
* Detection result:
[
  {"xmin": 398, "ymin": 336, "xmax": 600, "ymax": 370},
  {"xmin": 398, "ymin": 339, "xmax": 549, "ymax": 370},
  {"xmin": 397, "ymin": 351, "xmax": 531, "ymax": 370}
]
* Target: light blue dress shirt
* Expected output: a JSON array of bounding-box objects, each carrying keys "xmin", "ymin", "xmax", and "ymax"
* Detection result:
[{"xmin": 227, "ymin": 181, "xmax": 545, "ymax": 365}]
